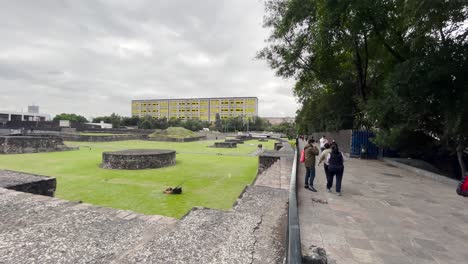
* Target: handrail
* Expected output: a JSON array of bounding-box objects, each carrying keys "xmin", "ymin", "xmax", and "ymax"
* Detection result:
[{"xmin": 287, "ymin": 147, "xmax": 302, "ymax": 263}]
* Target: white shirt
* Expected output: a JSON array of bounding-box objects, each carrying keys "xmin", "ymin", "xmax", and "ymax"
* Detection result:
[{"xmin": 319, "ymin": 137, "xmax": 328, "ymax": 148}]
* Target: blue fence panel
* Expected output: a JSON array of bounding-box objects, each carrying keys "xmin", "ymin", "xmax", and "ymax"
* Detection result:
[{"xmin": 350, "ymin": 130, "xmax": 379, "ymax": 159}]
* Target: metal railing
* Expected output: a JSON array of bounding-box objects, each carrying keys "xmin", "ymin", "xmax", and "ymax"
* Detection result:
[{"xmin": 287, "ymin": 146, "xmax": 302, "ymax": 263}]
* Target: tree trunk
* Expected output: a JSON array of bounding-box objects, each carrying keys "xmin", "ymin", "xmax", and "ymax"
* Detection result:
[{"xmin": 456, "ymin": 142, "xmax": 466, "ymax": 179}]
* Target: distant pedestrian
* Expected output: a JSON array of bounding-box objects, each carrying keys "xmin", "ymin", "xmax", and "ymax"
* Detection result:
[
  {"xmin": 318, "ymin": 143, "xmax": 331, "ymax": 185},
  {"xmin": 304, "ymin": 138, "xmax": 319, "ymax": 192},
  {"xmin": 320, "ymin": 135, "xmax": 328, "ymax": 152},
  {"xmin": 326, "ymin": 144, "xmax": 345, "ymax": 196}
]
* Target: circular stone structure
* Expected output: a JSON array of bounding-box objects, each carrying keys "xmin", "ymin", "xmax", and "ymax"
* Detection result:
[{"xmin": 102, "ymin": 149, "xmax": 176, "ymax": 170}]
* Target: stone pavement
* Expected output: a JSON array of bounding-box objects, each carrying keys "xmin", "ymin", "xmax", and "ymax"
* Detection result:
[
  {"xmin": 255, "ymin": 158, "xmax": 292, "ymax": 190},
  {"xmin": 297, "ymin": 140, "xmax": 468, "ymax": 264}
]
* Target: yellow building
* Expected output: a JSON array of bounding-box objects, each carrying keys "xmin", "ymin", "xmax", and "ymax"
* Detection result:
[{"xmin": 131, "ymin": 97, "xmax": 258, "ymax": 122}]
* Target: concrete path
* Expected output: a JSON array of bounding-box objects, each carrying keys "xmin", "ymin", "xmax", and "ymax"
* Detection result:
[{"xmin": 297, "ymin": 140, "xmax": 468, "ymax": 264}]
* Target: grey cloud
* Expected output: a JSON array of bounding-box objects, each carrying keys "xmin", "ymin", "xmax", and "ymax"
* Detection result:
[{"xmin": 0, "ymin": 0, "xmax": 296, "ymax": 118}]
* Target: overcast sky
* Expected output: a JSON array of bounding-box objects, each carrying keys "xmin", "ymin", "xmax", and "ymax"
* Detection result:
[{"xmin": 0, "ymin": 0, "xmax": 297, "ymax": 119}]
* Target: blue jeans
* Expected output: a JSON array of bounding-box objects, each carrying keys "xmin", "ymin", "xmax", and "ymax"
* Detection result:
[{"xmin": 305, "ymin": 167, "xmax": 316, "ymax": 187}]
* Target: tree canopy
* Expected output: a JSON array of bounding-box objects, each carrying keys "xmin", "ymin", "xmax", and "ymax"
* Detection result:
[
  {"xmin": 53, "ymin": 113, "xmax": 88, "ymax": 123},
  {"xmin": 259, "ymin": 0, "xmax": 468, "ymax": 177}
]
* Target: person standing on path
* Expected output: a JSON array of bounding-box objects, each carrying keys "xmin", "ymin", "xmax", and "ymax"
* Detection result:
[
  {"xmin": 317, "ymin": 143, "xmax": 332, "ymax": 187},
  {"xmin": 304, "ymin": 138, "xmax": 319, "ymax": 192},
  {"xmin": 319, "ymin": 135, "xmax": 328, "ymax": 152},
  {"xmin": 326, "ymin": 144, "xmax": 345, "ymax": 196}
]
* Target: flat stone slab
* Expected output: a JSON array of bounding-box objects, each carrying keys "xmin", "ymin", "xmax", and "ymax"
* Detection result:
[
  {"xmin": 0, "ymin": 170, "xmax": 56, "ymax": 196},
  {"xmin": 0, "ymin": 188, "xmax": 177, "ymax": 264},
  {"xmin": 102, "ymin": 149, "xmax": 176, "ymax": 170}
]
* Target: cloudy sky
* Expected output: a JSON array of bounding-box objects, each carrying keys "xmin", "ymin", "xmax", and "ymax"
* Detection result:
[{"xmin": 0, "ymin": 0, "xmax": 297, "ymax": 119}]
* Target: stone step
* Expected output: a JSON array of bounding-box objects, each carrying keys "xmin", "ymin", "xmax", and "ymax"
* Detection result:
[
  {"xmin": 119, "ymin": 186, "xmax": 289, "ymax": 264},
  {"xmin": 255, "ymin": 158, "xmax": 291, "ymax": 190}
]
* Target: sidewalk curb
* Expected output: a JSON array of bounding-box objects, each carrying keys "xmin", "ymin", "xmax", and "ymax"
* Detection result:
[{"xmin": 382, "ymin": 158, "xmax": 458, "ymax": 186}]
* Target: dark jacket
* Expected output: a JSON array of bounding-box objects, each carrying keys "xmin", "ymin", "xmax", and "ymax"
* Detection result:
[
  {"xmin": 328, "ymin": 151, "xmax": 344, "ymax": 171},
  {"xmin": 304, "ymin": 144, "xmax": 319, "ymax": 168}
]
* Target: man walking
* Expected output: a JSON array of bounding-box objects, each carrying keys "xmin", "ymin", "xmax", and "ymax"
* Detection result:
[
  {"xmin": 319, "ymin": 135, "xmax": 328, "ymax": 152},
  {"xmin": 304, "ymin": 138, "xmax": 319, "ymax": 192}
]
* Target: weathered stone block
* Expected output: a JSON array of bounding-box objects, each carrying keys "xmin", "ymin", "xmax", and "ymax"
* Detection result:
[
  {"xmin": 102, "ymin": 149, "xmax": 176, "ymax": 170},
  {"xmin": 214, "ymin": 142, "xmax": 237, "ymax": 148},
  {"xmin": 0, "ymin": 170, "xmax": 56, "ymax": 196},
  {"xmin": 0, "ymin": 136, "xmax": 74, "ymax": 154}
]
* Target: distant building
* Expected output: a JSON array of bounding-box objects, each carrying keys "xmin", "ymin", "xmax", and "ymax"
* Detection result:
[
  {"xmin": 131, "ymin": 97, "xmax": 258, "ymax": 122},
  {"xmin": 0, "ymin": 106, "xmax": 50, "ymax": 123},
  {"xmin": 85, "ymin": 121, "xmax": 113, "ymax": 129},
  {"xmin": 263, "ymin": 117, "xmax": 294, "ymax": 125},
  {"xmin": 27, "ymin": 105, "xmax": 39, "ymax": 114}
]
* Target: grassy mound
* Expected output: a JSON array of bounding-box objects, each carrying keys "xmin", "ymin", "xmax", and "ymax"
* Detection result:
[{"xmin": 149, "ymin": 127, "xmax": 199, "ymax": 139}]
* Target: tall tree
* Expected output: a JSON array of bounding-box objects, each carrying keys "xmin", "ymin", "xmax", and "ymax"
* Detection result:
[
  {"xmin": 53, "ymin": 113, "xmax": 88, "ymax": 123},
  {"xmin": 259, "ymin": 0, "xmax": 468, "ymax": 177}
]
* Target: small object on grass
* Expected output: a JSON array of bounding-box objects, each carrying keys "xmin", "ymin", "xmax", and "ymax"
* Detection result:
[{"xmin": 163, "ymin": 186, "xmax": 182, "ymax": 194}]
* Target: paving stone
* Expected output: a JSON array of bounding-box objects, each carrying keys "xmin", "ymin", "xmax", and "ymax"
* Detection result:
[{"xmin": 296, "ymin": 139, "xmax": 467, "ymax": 264}]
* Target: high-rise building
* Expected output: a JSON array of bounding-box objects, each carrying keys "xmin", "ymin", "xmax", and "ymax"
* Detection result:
[{"xmin": 131, "ymin": 97, "xmax": 258, "ymax": 122}]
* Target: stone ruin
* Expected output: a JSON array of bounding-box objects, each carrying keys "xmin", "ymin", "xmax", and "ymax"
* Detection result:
[
  {"xmin": 225, "ymin": 139, "xmax": 244, "ymax": 144},
  {"xmin": 214, "ymin": 142, "xmax": 237, "ymax": 148},
  {"xmin": 0, "ymin": 135, "xmax": 76, "ymax": 154},
  {"xmin": 0, "ymin": 170, "xmax": 56, "ymax": 196},
  {"xmin": 101, "ymin": 149, "xmax": 176, "ymax": 170}
]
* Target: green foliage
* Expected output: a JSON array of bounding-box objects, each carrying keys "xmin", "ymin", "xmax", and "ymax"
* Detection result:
[
  {"xmin": 216, "ymin": 116, "xmax": 271, "ymax": 132},
  {"xmin": 215, "ymin": 113, "xmax": 222, "ymax": 131},
  {"xmin": 270, "ymin": 121, "xmax": 296, "ymax": 138},
  {"xmin": 53, "ymin": 113, "xmax": 88, "ymax": 123},
  {"xmin": 260, "ymin": 0, "xmax": 468, "ymax": 175},
  {"xmin": 92, "ymin": 113, "xmax": 122, "ymax": 128}
]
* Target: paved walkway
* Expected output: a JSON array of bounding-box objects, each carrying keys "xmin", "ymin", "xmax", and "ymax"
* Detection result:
[{"xmin": 297, "ymin": 140, "xmax": 468, "ymax": 264}]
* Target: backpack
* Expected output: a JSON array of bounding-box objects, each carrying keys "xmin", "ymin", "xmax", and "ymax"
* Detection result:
[{"xmin": 328, "ymin": 151, "xmax": 344, "ymax": 170}]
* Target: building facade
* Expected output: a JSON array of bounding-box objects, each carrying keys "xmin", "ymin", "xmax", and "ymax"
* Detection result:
[
  {"xmin": 0, "ymin": 106, "xmax": 50, "ymax": 124},
  {"xmin": 131, "ymin": 97, "xmax": 258, "ymax": 122}
]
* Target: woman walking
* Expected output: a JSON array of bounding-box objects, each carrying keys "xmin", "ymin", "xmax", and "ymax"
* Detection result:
[
  {"xmin": 326, "ymin": 144, "xmax": 344, "ymax": 196},
  {"xmin": 318, "ymin": 142, "xmax": 331, "ymax": 186}
]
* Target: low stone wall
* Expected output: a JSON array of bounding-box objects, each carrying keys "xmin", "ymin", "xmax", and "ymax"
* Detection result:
[
  {"xmin": 62, "ymin": 134, "xmax": 143, "ymax": 142},
  {"xmin": 0, "ymin": 136, "xmax": 74, "ymax": 154},
  {"xmin": 259, "ymin": 154, "xmax": 281, "ymax": 173},
  {"xmin": 0, "ymin": 170, "xmax": 56, "ymax": 196},
  {"xmin": 307, "ymin": 130, "xmax": 352, "ymax": 154},
  {"xmin": 147, "ymin": 136, "xmax": 206, "ymax": 142},
  {"xmin": 225, "ymin": 139, "xmax": 244, "ymax": 144},
  {"xmin": 102, "ymin": 149, "xmax": 176, "ymax": 170},
  {"xmin": 214, "ymin": 142, "xmax": 237, "ymax": 148}
]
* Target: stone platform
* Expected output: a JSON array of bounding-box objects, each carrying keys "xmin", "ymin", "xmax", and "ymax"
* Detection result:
[
  {"xmin": 0, "ymin": 170, "xmax": 56, "ymax": 196},
  {"xmin": 102, "ymin": 149, "xmax": 176, "ymax": 170},
  {"xmin": 0, "ymin": 136, "xmax": 74, "ymax": 154}
]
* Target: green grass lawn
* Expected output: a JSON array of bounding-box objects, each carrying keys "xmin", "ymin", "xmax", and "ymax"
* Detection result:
[{"xmin": 0, "ymin": 139, "xmax": 273, "ymax": 218}]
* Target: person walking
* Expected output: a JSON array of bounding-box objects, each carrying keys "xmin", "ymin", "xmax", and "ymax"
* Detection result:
[
  {"xmin": 304, "ymin": 138, "xmax": 319, "ymax": 192},
  {"xmin": 319, "ymin": 135, "xmax": 328, "ymax": 152},
  {"xmin": 317, "ymin": 142, "xmax": 332, "ymax": 187},
  {"xmin": 326, "ymin": 144, "xmax": 344, "ymax": 196}
]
